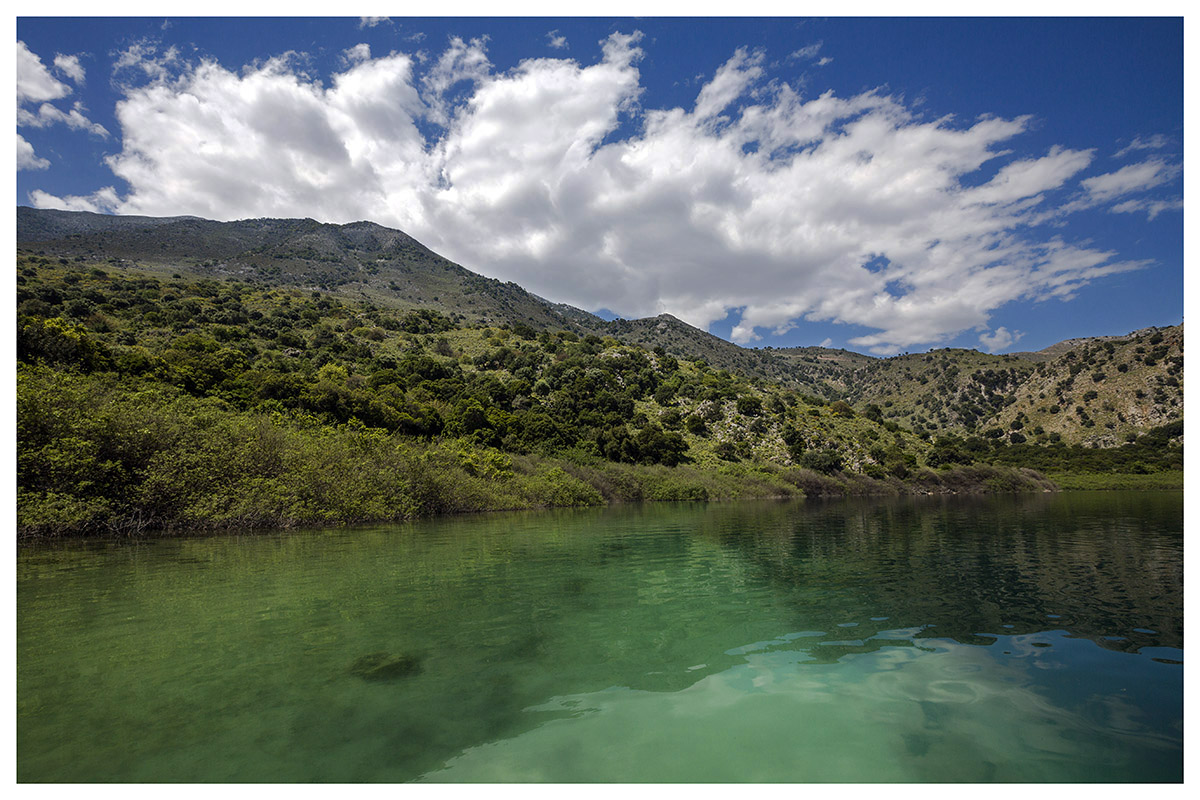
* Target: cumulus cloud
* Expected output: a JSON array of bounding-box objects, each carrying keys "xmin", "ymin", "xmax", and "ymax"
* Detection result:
[
  {"xmin": 962, "ymin": 145, "xmax": 1093, "ymax": 207},
  {"xmin": 360, "ymin": 17, "xmax": 390, "ymax": 29},
  {"xmin": 33, "ymin": 31, "xmax": 1157, "ymax": 353},
  {"xmin": 694, "ymin": 47, "xmax": 762, "ymax": 120},
  {"xmin": 547, "ymin": 30, "xmax": 568, "ymax": 49},
  {"xmin": 28, "ymin": 186, "xmax": 121, "ymax": 212},
  {"xmin": 421, "ymin": 36, "xmax": 491, "ymax": 126},
  {"xmin": 978, "ymin": 326, "xmax": 1023, "ymax": 353},
  {"xmin": 112, "ymin": 39, "xmax": 182, "ymax": 83},
  {"xmin": 19, "ymin": 100, "xmax": 109, "ymax": 136},
  {"xmin": 342, "ymin": 43, "xmax": 371, "ymax": 66},
  {"xmin": 18, "ymin": 41, "xmax": 108, "ymax": 143},
  {"xmin": 17, "ymin": 133, "xmax": 50, "ymax": 171},
  {"xmin": 1109, "ymin": 197, "xmax": 1183, "ymax": 220},
  {"xmin": 17, "ymin": 41, "xmax": 72, "ymax": 104},
  {"xmin": 1051, "ymin": 156, "xmax": 1182, "ymax": 220},
  {"xmin": 54, "ymin": 53, "xmax": 86, "ymax": 84}
]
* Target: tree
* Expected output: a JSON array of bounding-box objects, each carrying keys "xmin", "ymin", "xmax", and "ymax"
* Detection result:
[
  {"xmin": 829, "ymin": 400, "xmax": 855, "ymax": 418},
  {"xmin": 799, "ymin": 449, "xmax": 842, "ymax": 474},
  {"xmin": 736, "ymin": 396, "xmax": 763, "ymax": 417}
]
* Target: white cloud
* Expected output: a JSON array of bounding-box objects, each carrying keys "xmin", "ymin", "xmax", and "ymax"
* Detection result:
[
  {"xmin": 68, "ymin": 31, "xmax": 1155, "ymax": 354},
  {"xmin": 1053, "ymin": 157, "xmax": 1183, "ymax": 220},
  {"xmin": 694, "ymin": 47, "xmax": 762, "ymax": 120},
  {"xmin": 1079, "ymin": 158, "xmax": 1179, "ymax": 203},
  {"xmin": 978, "ymin": 326, "xmax": 1022, "ymax": 353},
  {"xmin": 342, "ymin": 43, "xmax": 371, "ymax": 66},
  {"xmin": 17, "ymin": 41, "xmax": 72, "ymax": 104},
  {"xmin": 29, "ymin": 186, "xmax": 121, "ymax": 213},
  {"xmin": 962, "ymin": 145, "xmax": 1093, "ymax": 207},
  {"xmin": 19, "ymin": 101, "xmax": 109, "ymax": 137},
  {"xmin": 547, "ymin": 30, "xmax": 568, "ymax": 50},
  {"xmin": 1109, "ymin": 197, "xmax": 1183, "ymax": 220},
  {"xmin": 1114, "ymin": 133, "xmax": 1169, "ymax": 158},
  {"xmin": 421, "ymin": 36, "xmax": 491, "ymax": 126},
  {"xmin": 788, "ymin": 43, "xmax": 823, "ymax": 61},
  {"xmin": 819, "ymin": 337, "xmax": 833, "ymax": 347},
  {"xmin": 360, "ymin": 17, "xmax": 390, "ymax": 29},
  {"xmin": 112, "ymin": 39, "xmax": 181, "ymax": 83},
  {"xmin": 817, "ymin": 57, "xmax": 833, "ymax": 67},
  {"xmin": 18, "ymin": 42, "xmax": 108, "ymax": 144},
  {"xmin": 17, "ymin": 134, "xmax": 50, "ymax": 171},
  {"xmin": 54, "ymin": 53, "xmax": 86, "ymax": 84}
]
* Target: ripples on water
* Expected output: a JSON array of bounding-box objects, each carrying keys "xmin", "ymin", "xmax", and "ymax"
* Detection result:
[{"xmin": 17, "ymin": 491, "xmax": 1183, "ymax": 782}]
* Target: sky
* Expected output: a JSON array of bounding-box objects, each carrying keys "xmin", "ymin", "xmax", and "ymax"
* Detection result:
[{"xmin": 13, "ymin": 12, "xmax": 1186, "ymax": 356}]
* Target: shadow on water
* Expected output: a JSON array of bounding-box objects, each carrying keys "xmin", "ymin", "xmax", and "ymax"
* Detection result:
[{"xmin": 17, "ymin": 492, "xmax": 1182, "ymax": 782}]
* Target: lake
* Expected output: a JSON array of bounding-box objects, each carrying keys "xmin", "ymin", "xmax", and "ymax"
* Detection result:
[{"xmin": 17, "ymin": 491, "xmax": 1183, "ymax": 782}]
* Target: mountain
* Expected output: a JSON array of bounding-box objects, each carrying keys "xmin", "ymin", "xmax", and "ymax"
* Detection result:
[
  {"xmin": 16, "ymin": 207, "xmax": 1182, "ymax": 447},
  {"xmin": 823, "ymin": 331, "xmax": 1184, "ymax": 448},
  {"xmin": 18, "ymin": 207, "xmax": 803, "ymax": 383},
  {"xmin": 987, "ymin": 326, "xmax": 1183, "ymax": 448},
  {"xmin": 15, "ymin": 207, "xmax": 200, "ymax": 240},
  {"xmin": 17, "ymin": 207, "xmax": 593, "ymax": 333}
]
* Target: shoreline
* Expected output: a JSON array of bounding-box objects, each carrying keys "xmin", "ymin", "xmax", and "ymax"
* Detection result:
[{"xmin": 17, "ymin": 460, "xmax": 1090, "ymax": 542}]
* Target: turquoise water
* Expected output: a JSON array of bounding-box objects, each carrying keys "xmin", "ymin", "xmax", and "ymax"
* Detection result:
[{"xmin": 17, "ymin": 491, "xmax": 1183, "ymax": 782}]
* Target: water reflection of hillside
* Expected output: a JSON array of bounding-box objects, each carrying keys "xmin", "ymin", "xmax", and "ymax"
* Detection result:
[
  {"xmin": 693, "ymin": 492, "xmax": 1183, "ymax": 653},
  {"xmin": 18, "ymin": 492, "xmax": 1182, "ymax": 781}
]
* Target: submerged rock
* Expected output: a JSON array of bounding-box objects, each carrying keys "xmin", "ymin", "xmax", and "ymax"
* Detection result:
[{"xmin": 350, "ymin": 651, "xmax": 422, "ymax": 681}]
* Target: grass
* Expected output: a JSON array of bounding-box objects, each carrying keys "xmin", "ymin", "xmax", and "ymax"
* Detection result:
[{"xmin": 1046, "ymin": 470, "xmax": 1184, "ymax": 491}]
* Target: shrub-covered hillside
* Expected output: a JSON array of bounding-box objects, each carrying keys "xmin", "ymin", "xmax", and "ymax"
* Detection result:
[
  {"xmin": 17, "ymin": 208, "xmax": 1183, "ymax": 450},
  {"xmin": 17, "ymin": 255, "xmax": 1073, "ymax": 537},
  {"xmin": 986, "ymin": 328, "xmax": 1184, "ymax": 448}
]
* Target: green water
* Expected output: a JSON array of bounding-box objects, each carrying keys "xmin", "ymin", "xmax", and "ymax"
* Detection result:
[{"xmin": 17, "ymin": 491, "xmax": 1183, "ymax": 782}]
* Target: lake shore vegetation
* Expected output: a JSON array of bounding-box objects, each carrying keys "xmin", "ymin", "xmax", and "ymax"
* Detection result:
[{"xmin": 16, "ymin": 256, "xmax": 1180, "ymax": 538}]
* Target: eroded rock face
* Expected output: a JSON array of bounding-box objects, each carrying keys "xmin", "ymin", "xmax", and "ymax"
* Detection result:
[{"xmin": 349, "ymin": 652, "xmax": 422, "ymax": 681}]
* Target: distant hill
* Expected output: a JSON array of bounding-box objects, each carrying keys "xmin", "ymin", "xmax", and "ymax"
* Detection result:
[
  {"xmin": 1009, "ymin": 326, "xmax": 1172, "ymax": 363},
  {"xmin": 16, "ymin": 207, "xmax": 1182, "ymax": 446},
  {"xmin": 15, "ymin": 207, "xmax": 199, "ymax": 240},
  {"xmin": 990, "ymin": 325, "xmax": 1183, "ymax": 448},
  {"xmin": 829, "ymin": 329, "xmax": 1184, "ymax": 447}
]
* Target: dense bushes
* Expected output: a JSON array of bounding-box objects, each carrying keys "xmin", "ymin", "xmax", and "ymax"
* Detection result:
[
  {"xmin": 16, "ymin": 365, "xmax": 607, "ymax": 537},
  {"xmin": 16, "ymin": 264, "xmax": 706, "ymax": 468},
  {"xmin": 18, "ymin": 258, "xmax": 1146, "ymax": 538},
  {"xmin": 15, "ymin": 358, "xmax": 1071, "ymax": 538},
  {"xmin": 982, "ymin": 424, "xmax": 1182, "ymax": 474}
]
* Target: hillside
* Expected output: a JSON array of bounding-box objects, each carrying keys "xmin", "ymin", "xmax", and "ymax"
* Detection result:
[
  {"xmin": 17, "ymin": 207, "xmax": 595, "ymax": 334},
  {"xmin": 844, "ymin": 350, "xmax": 1039, "ymax": 437},
  {"xmin": 989, "ymin": 326, "xmax": 1184, "ymax": 448},
  {"xmin": 17, "ymin": 207, "xmax": 1182, "ymax": 450},
  {"xmin": 818, "ymin": 329, "xmax": 1184, "ymax": 448},
  {"xmin": 14, "ymin": 253, "xmax": 932, "ymax": 472},
  {"xmin": 16, "ymin": 250, "xmax": 1184, "ymax": 537},
  {"xmin": 18, "ymin": 208, "xmax": 827, "ymax": 389},
  {"xmin": 27, "ymin": 251, "xmax": 1128, "ymax": 537}
]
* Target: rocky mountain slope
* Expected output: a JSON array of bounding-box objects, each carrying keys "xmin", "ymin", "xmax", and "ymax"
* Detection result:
[
  {"xmin": 18, "ymin": 208, "xmax": 817, "ymax": 387},
  {"xmin": 17, "ymin": 207, "xmax": 1182, "ymax": 447}
]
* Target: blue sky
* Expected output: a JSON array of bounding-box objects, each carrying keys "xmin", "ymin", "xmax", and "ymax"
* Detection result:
[{"xmin": 15, "ymin": 14, "xmax": 1184, "ymax": 355}]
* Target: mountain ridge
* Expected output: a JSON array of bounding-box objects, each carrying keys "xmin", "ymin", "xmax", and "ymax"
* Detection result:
[
  {"xmin": 19, "ymin": 206, "xmax": 1171, "ymax": 364},
  {"xmin": 16, "ymin": 207, "xmax": 1182, "ymax": 446}
]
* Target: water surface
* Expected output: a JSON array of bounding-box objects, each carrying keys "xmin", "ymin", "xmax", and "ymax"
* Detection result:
[{"xmin": 17, "ymin": 491, "xmax": 1183, "ymax": 782}]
